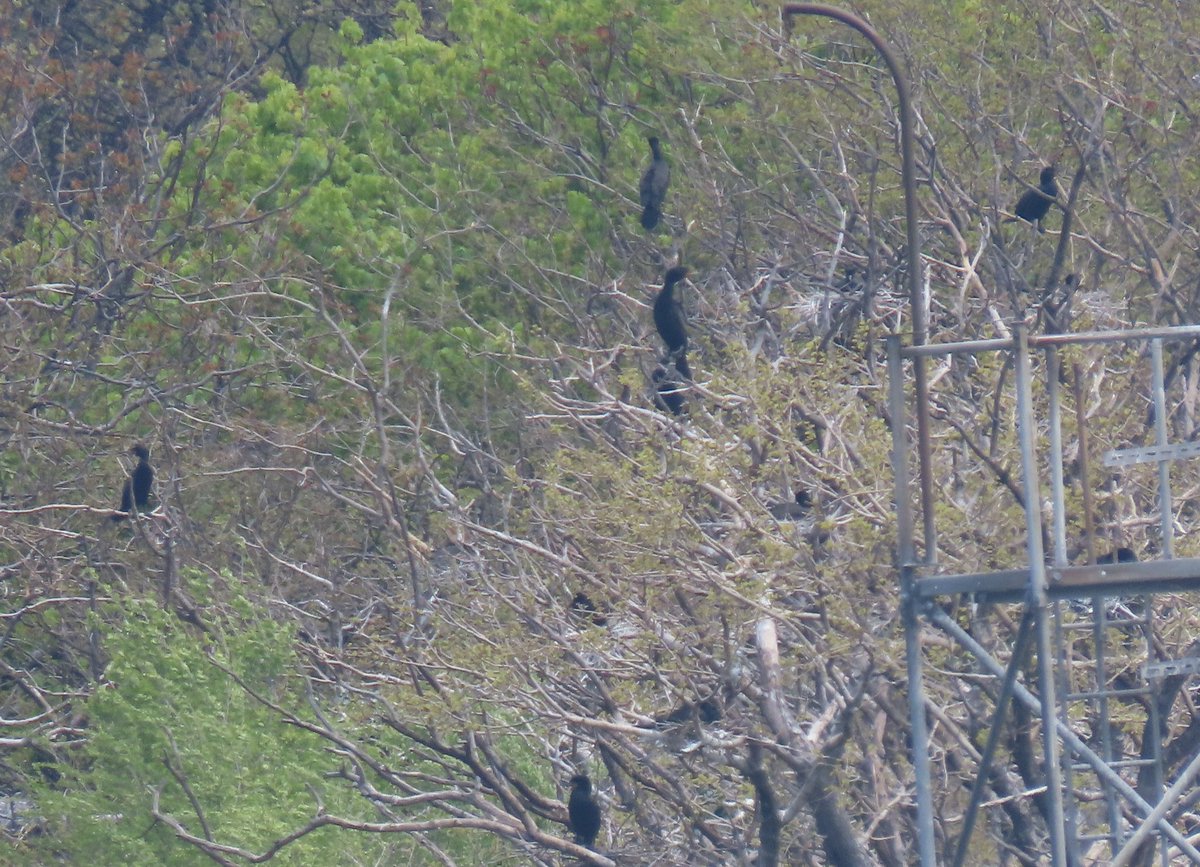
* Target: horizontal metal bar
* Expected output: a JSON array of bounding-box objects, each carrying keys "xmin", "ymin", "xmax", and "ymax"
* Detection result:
[
  {"xmin": 914, "ymin": 557, "xmax": 1200, "ymax": 601},
  {"xmin": 1031, "ymin": 323, "xmax": 1200, "ymax": 347},
  {"xmin": 914, "ymin": 569, "xmax": 1029, "ymax": 597},
  {"xmin": 1060, "ymin": 617, "xmax": 1145, "ymax": 630},
  {"xmin": 1103, "ymin": 440, "xmax": 1200, "ymax": 467},
  {"xmin": 1065, "ymin": 687, "xmax": 1149, "ymax": 701},
  {"xmin": 898, "ymin": 323, "xmax": 1200, "ymax": 360},
  {"xmin": 1072, "ymin": 759, "xmax": 1156, "ymax": 772},
  {"xmin": 1144, "ymin": 658, "xmax": 1200, "ymax": 679},
  {"xmin": 902, "ymin": 337, "xmax": 1014, "ymax": 358},
  {"xmin": 1049, "ymin": 559, "xmax": 1200, "ymax": 595}
]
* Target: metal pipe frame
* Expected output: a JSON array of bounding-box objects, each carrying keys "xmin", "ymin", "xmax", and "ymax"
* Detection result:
[
  {"xmin": 901, "ymin": 322, "xmax": 1200, "ymax": 359},
  {"xmin": 1046, "ymin": 347, "xmax": 1084, "ymax": 864},
  {"xmin": 1111, "ymin": 746, "xmax": 1200, "ymax": 867},
  {"xmin": 929, "ymin": 607, "xmax": 1200, "ymax": 861},
  {"xmin": 785, "ymin": 8, "xmax": 1200, "ymax": 865},
  {"xmin": 1152, "ymin": 339, "xmax": 1174, "ymax": 559},
  {"xmin": 949, "ymin": 606, "xmax": 1036, "ymax": 867},
  {"xmin": 781, "ymin": 3, "xmax": 934, "ymax": 563},
  {"xmin": 887, "ymin": 334, "xmax": 936, "ymax": 866},
  {"xmin": 1014, "ymin": 329, "xmax": 1069, "ymax": 866}
]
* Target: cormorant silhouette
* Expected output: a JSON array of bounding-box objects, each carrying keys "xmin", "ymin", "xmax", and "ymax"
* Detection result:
[
  {"xmin": 112, "ymin": 444, "xmax": 153, "ymax": 521},
  {"xmin": 568, "ymin": 774, "xmax": 602, "ymax": 849},
  {"xmin": 769, "ymin": 489, "xmax": 813, "ymax": 521},
  {"xmin": 657, "ymin": 696, "xmax": 721, "ymax": 728},
  {"xmin": 639, "ymin": 136, "xmax": 670, "ymax": 231},
  {"xmin": 1097, "ymin": 547, "xmax": 1137, "ymax": 565},
  {"xmin": 652, "ymin": 367, "xmax": 686, "ymax": 415},
  {"xmin": 1043, "ymin": 273, "xmax": 1077, "ymax": 335},
  {"xmin": 570, "ymin": 592, "xmax": 609, "ymax": 626},
  {"xmin": 653, "ymin": 265, "xmax": 689, "ymax": 358},
  {"xmin": 1005, "ymin": 165, "xmax": 1058, "ymax": 229},
  {"xmin": 672, "ymin": 350, "xmax": 691, "ymax": 381}
]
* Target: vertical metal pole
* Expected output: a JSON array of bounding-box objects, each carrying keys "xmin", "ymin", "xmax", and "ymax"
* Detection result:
[
  {"xmin": 1146, "ymin": 640, "xmax": 1167, "ymax": 867},
  {"xmin": 1047, "ymin": 348, "xmax": 1068, "ymax": 572},
  {"xmin": 1072, "ymin": 363, "xmax": 1097, "ymax": 563},
  {"xmin": 1073, "ymin": 362, "xmax": 1122, "ymax": 850},
  {"xmin": 888, "ymin": 335, "xmax": 936, "ymax": 867},
  {"xmin": 1014, "ymin": 329, "xmax": 1068, "ymax": 866},
  {"xmin": 887, "ymin": 339, "xmax": 915, "ymax": 577},
  {"xmin": 1093, "ymin": 591, "xmax": 1121, "ymax": 852},
  {"xmin": 1046, "ymin": 348, "xmax": 1083, "ymax": 863},
  {"xmin": 1150, "ymin": 338, "xmax": 1170, "ymax": 866},
  {"xmin": 1052, "ymin": 604, "xmax": 1082, "ymax": 858},
  {"xmin": 781, "ymin": 3, "xmax": 932, "ymax": 563},
  {"xmin": 1151, "ymin": 339, "xmax": 1173, "ymax": 559}
]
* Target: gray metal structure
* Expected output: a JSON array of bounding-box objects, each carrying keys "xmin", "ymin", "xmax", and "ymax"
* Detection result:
[
  {"xmin": 889, "ymin": 325, "xmax": 1200, "ymax": 866},
  {"xmin": 781, "ymin": 5, "xmax": 1200, "ymax": 862}
]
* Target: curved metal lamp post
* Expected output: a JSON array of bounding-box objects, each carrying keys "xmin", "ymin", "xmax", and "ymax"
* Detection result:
[
  {"xmin": 780, "ymin": 6, "xmax": 936, "ymax": 865},
  {"xmin": 780, "ymin": 3, "xmax": 932, "ymax": 553}
]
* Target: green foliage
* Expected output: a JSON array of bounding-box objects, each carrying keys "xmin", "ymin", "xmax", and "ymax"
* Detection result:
[
  {"xmin": 34, "ymin": 582, "xmax": 387, "ymax": 866},
  {"xmin": 10, "ymin": 0, "xmax": 1200, "ymax": 862}
]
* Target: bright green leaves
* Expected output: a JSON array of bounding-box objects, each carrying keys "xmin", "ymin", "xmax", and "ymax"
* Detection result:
[{"xmin": 37, "ymin": 583, "xmax": 386, "ymax": 867}]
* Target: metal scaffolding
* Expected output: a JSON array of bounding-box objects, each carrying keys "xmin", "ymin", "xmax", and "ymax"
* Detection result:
[
  {"xmin": 779, "ymin": 4, "xmax": 1200, "ymax": 861},
  {"xmin": 890, "ymin": 324, "xmax": 1200, "ymax": 866}
]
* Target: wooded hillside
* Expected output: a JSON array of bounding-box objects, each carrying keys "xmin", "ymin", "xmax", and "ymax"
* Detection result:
[{"xmin": 3, "ymin": 1, "xmax": 1200, "ymax": 864}]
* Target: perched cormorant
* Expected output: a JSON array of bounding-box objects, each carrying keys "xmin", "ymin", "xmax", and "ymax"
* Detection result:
[
  {"xmin": 570, "ymin": 592, "xmax": 609, "ymax": 627},
  {"xmin": 1006, "ymin": 165, "xmax": 1058, "ymax": 228},
  {"xmin": 652, "ymin": 367, "xmax": 687, "ymax": 416},
  {"xmin": 567, "ymin": 774, "xmax": 602, "ymax": 849},
  {"xmin": 653, "ymin": 265, "xmax": 689, "ymax": 359},
  {"xmin": 656, "ymin": 696, "xmax": 722, "ymax": 728},
  {"xmin": 1043, "ymin": 273, "xmax": 1077, "ymax": 335},
  {"xmin": 639, "ymin": 136, "xmax": 670, "ymax": 231},
  {"xmin": 1097, "ymin": 547, "xmax": 1137, "ymax": 565},
  {"xmin": 672, "ymin": 350, "xmax": 691, "ymax": 381},
  {"xmin": 112, "ymin": 444, "xmax": 153, "ymax": 521},
  {"xmin": 769, "ymin": 489, "xmax": 813, "ymax": 520}
]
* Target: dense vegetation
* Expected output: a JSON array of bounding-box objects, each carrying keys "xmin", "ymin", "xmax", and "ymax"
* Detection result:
[{"xmin": 3, "ymin": 0, "xmax": 1200, "ymax": 863}]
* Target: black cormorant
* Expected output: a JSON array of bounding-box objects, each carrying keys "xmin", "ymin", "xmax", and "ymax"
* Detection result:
[
  {"xmin": 657, "ymin": 696, "xmax": 721, "ymax": 727},
  {"xmin": 769, "ymin": 489, "xmax": 813, "ymax": 520},
  {"xmin": 570, "ymin": 592, "xmax": 609, "ymax": 626},
  {"xmin": 567, "ymin": 774, "xmax": 602, "ymax": 849},
  {"xmin": 652, "ymin": 367, "xmax": 686, "ymax": 416},
  {"xmin": 1097, "ymin": 547, "xmax": 1137, "ymax": 565},
  {"xmin": 653, "ymin": 265, "xmax": 689, "ymax": 358},
  {"xmin": 112, "ymin": 444, "xmax": 153, "ymax": 521},
  {"xmin": 639, "ymin": 136, "xmax": 670, "ymax": 231},
  {"xmin": 1006, "ymin": 165, "xmax": 1058, "ymax": 228}
]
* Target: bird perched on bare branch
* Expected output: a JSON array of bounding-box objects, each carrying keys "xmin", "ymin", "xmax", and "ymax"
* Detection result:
[
  {"xmin": 1005, "ymin": 165, "xmax": 1058, "ymax": 229},
  {"xmin": 112, "ymin": 444, "xmax": 153, "ymax": 521},
  {"xmin": 652, "ymin": 365, "xmax": 687, "ymax": 415},
  {"xmin": 639, "ymin": 136, "xmax": 670, "ymax": 231},
  {"xmin": 1097, "ymin": 547, "xmax": 1136, "ymax": 565},
  {"xmin": 653, "ymin": 265, "xmax": 689, "ymax": 374},
  {"xmin": 568, "ymin": 774, "xmax": 602, "ymax": 849}
]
